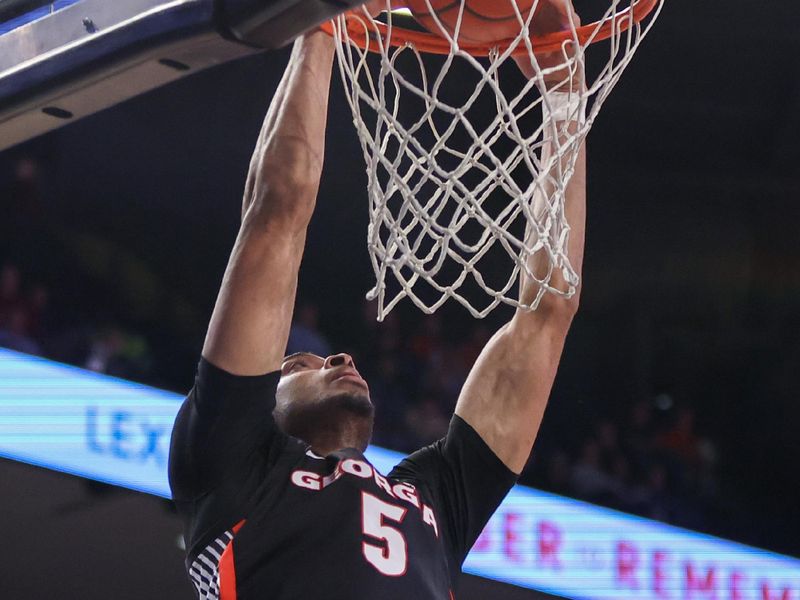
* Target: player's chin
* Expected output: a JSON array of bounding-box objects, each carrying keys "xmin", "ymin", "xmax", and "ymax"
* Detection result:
[{"xmin": 322, "ymin": 391, "xmax": 374, "ymax": 418}]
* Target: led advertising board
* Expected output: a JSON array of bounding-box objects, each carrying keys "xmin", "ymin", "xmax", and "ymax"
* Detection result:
[
  {"xmin": 1, "ymin": 347, "xmax": 798, "ymax": 599},
  {"xmin": 0, "ymin": 346, "xmax": 178, "ymax": 495}
]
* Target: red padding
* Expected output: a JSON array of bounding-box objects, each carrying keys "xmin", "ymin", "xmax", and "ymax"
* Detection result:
[{"xmin": 219, "ymin": 520, "xmax": 246, "ymax": 600}]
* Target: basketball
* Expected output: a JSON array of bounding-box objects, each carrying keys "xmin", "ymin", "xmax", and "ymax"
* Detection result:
[{"xmin": 401, "ymin": 0, "xmax": 538, "ymax": 45}]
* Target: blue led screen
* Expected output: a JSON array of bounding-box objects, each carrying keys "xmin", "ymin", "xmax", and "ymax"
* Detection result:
[{"xmin": 1, "ymin": 347, "xmax": 798, "ymax": 599}]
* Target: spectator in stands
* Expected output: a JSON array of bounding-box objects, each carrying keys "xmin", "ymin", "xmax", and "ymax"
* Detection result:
[
  {"xmin": 607, "ymin": 453, "xmax": 637, "ymax": 512},
  {"xmin": 594, "ymin": 418, "xmax": 621, "ymax": 468},
  {"xmin": 542, "ymin": 449, "xmax": 572, "ymax": 497},
  {"xmin": 26, "ymin": 282, "xmax": 50, "ymax": 343},
  {"xmin": 355, "ymin": 300, "xmax": 405, "ymax": 384},
  {"xmin": 367, "ymin": 354, "xmax": 412, "ymax": 451},
  {"xmin": 0, "ymin": 262, "xmax": 23, "ymax": 329},
  {"xmin": 1, "ymin": 159, "xmax": 43, "ymax": 223},
  {"xmin": 286, "ymin": 300, "xmax": 331, "ymax": 357},
  {"xmin": 637, "ymin": 463, "xmax": 679, "ymax": 523},
  {"xmin": 85, "ymin": 326, "xmax": 153, "ymax": 380},
  {"xmin": 456, "ymin": 323, "xmax": 492, "ymax": 373},
  {"xmin": 404, "ymin": 394, "xmax": 450, "ymax": 449},
  {"xmin": 656, "ymin": 406, "xmax": 704, "ymax": 468},
  {"xmin": 0, "ymin": 305, "xmax": 40, "ymax": 355},
  {"xmin": 570, "ymin": 439, "xmax": 613, "ymax": 502},
  {"xmin": 0, "ymin": 263, "xmax": 41, "ymax": 355},
  {"xmin": 418, "ymin": 344, "xmax": 465, "ymax": 412},
  {"xmin": 622, "ymin": 399, "xmax": 656, "ymax": 473},
  {"xmin": 407, "ymin": 313, "xmax": 444, "ymax": 366}
]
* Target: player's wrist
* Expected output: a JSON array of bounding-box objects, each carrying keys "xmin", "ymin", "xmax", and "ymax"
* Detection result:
[
  {"xmin": 301, "ymin": 28, "xmax": 336, "ymax": 54},
  {"xmin": 294, "ymin": 29, "xmax": 336, "ymax": 75},
  {"xmin": 542, "ymin": 67, "xmax": 585, "ymax": 92},
  {"xmin": 542, "ymin": 88, "xmax": 586, "ymax": 124}
]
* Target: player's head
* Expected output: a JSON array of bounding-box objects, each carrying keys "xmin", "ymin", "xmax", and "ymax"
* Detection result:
[{"xmin": 274, "ymin": 352, "xmax": 374, "ymax": 452}]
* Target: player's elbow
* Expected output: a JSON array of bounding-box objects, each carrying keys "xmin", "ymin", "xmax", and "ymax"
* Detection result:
[
  {"xmin": 540, "ymin": 279, "xmax": 581, "ymax": 315},
  {"xmin": 543, "ymin": 288, "xmax": 581, "ymax": 321},
  {"xmin": 245, "ymin": 146, "xmax": 323, "ymax": 231},
  {"xmin": 513, "ymin": 288, "xmax": 580, "ymax": 334},
  {"xmin": 245, "ymin": 174, "xmax": 319, "ymax": 233}
]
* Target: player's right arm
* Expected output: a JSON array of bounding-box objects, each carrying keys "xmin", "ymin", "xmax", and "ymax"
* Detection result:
[
  {"xmin": 169, "ymin": 32, "xmax": 335, "ymax": 507},
  {"xmin": 202, "ymin": 30, "xmax": 335, "ymax": 376}
]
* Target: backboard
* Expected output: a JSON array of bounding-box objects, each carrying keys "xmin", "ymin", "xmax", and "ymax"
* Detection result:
[{"xmin": 0, "ymin": 0, "xmax": 364, "ymax": 151}]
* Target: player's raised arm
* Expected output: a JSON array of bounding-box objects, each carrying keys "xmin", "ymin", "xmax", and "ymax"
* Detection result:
[
  {"xmin": 202, "ymin": 31, "xmax": 335, "ymax": 376},
  {"xmin": 454, "ymin": 3, "xmax": 586, "ymax": 475}
]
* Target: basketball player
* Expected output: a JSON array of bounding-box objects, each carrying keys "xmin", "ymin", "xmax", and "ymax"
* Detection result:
[{"xmin": 168, "ymin": 1, "xmax": 586, "ymax": 597}]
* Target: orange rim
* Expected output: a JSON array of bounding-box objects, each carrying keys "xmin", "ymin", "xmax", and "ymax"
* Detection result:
[{"xmin": 320, "ymin": 0, "xmax": 659, "ymax": 56}]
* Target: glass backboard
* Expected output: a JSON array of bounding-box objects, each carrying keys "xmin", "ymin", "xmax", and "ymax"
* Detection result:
[{"xmin": 0, "ymin": 0, "xmax": 363, "ymax": 151}]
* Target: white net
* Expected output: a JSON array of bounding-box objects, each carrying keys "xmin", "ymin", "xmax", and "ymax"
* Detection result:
[{"xmin": 329, "ymin": 0, "xmax": 663, "ymax": 319}]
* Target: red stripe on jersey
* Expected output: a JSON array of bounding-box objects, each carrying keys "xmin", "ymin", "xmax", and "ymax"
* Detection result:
[
  {"xmin": 219, "ymin": 519, "xmax": 246, "ymax": 600},
  {"xmin": 449, "ymin": 589, "xmax": 455, "ymax": 599}
]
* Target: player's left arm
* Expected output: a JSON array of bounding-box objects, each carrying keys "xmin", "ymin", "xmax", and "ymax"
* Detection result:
[{"xmin": 454, "ymin": 27, "xmax": 586, "ymax": 475}]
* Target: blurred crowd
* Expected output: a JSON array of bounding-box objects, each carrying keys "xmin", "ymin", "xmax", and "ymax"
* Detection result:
[
  {"xmin": 0, "ymin": 256, "xmax": 724, "ymax": 531},
  {"xmin": 530, "ymin": 406, "xmax": 719, "ymax": 531},
  {"xmin": 1, "ymin": 258, "xmax": 723, "ymax": 533},
  {"xmin": 0, "ymin": 261, "xmax": 153, "ymax": 381},
  {"xmin": 0, "ymin": 261, "xmax": 47, "ymax": 356}
]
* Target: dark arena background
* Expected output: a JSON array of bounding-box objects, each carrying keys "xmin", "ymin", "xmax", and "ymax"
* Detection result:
[{"xmin": 1, "ymin": 1, "xmax": 799, "ymax": 599}]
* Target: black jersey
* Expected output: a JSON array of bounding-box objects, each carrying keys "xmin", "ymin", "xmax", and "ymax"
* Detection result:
[{"xmin": 169, "ymin": 358, "xmax": 517, "ymax": 600}]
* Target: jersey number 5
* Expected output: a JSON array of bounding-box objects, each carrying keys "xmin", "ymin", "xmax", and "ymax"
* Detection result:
[{"xmin": 361, "ymin": 492, "xmax": 408, "ymax": 576}]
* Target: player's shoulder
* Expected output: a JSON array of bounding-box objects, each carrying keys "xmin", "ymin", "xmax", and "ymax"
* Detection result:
[
  {"xmin": 387, "ymin": 437, "xmax": 445, "ymax": 487},
  {"xmin": 194, "ymin": 355, "xmax": 281, "ymax": 395}
]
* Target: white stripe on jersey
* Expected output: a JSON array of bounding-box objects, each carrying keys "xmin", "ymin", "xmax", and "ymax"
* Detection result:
[{"xmin": 188, "ymin": 529, "xmax": 234, "ymax": 600}]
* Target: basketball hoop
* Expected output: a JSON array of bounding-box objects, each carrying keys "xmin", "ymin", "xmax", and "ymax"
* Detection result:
[{"xmin": 321, "ymin": 0, "xmax": 664, "ymax": 319}]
